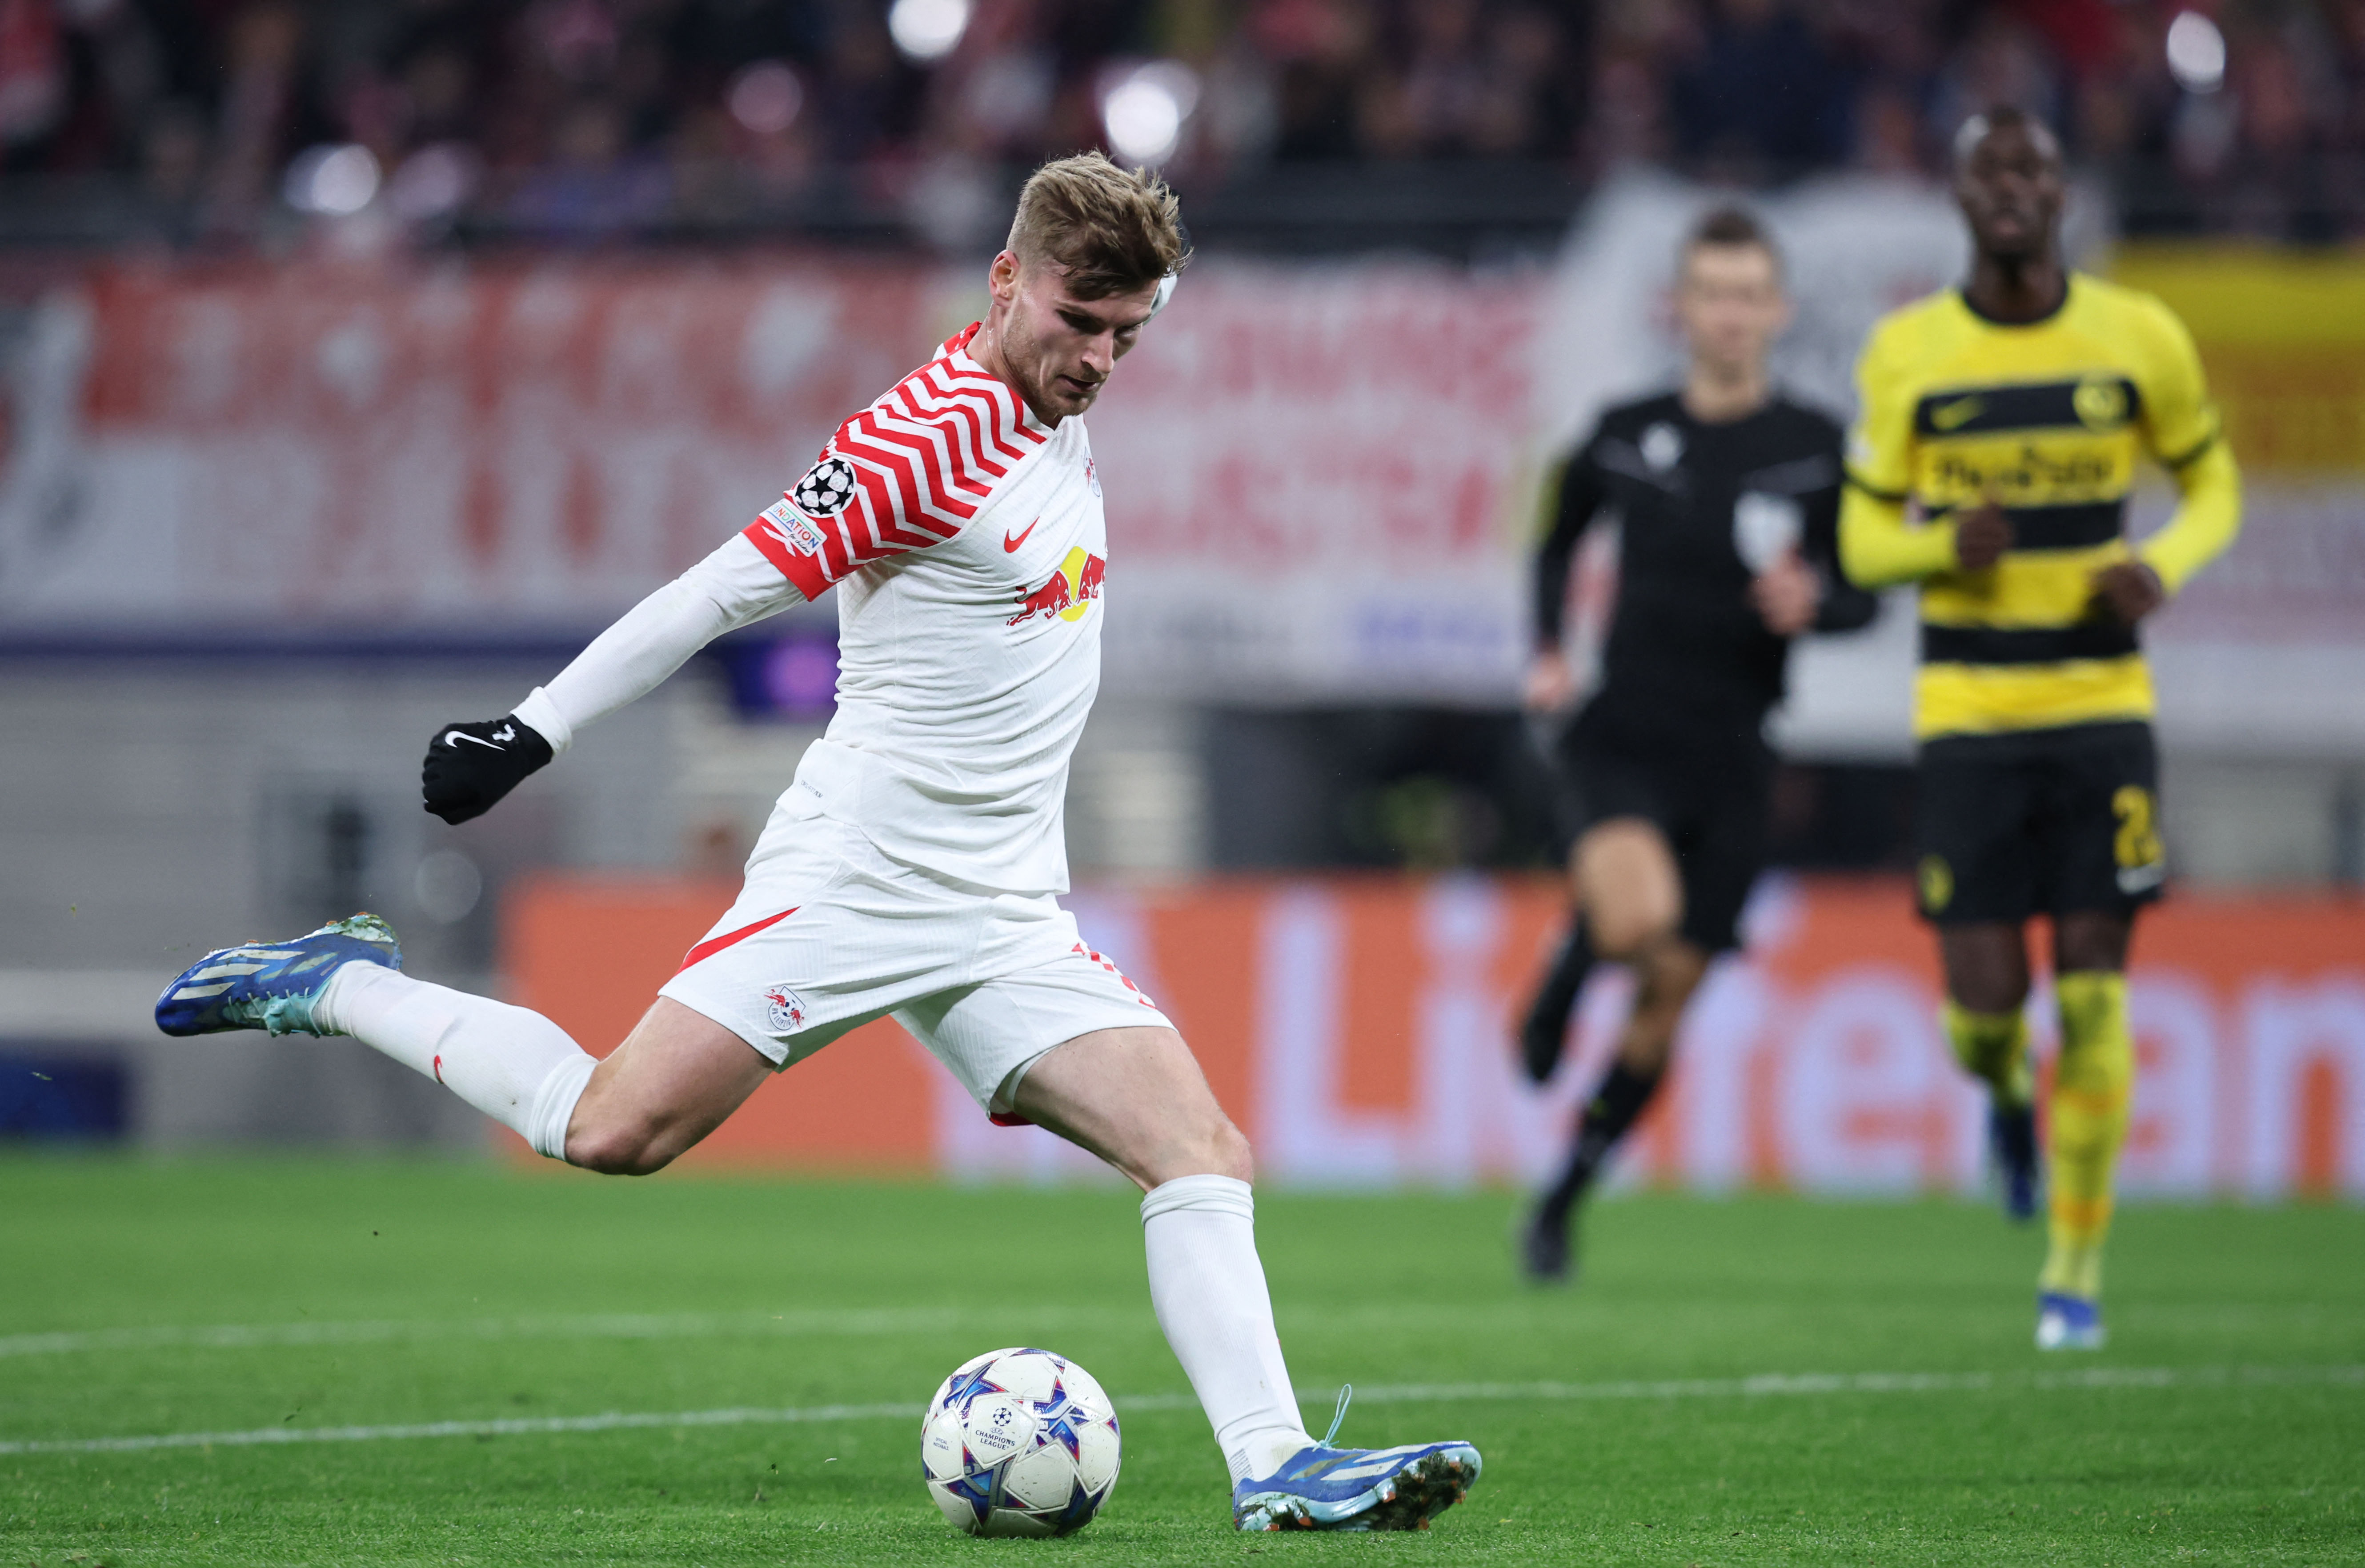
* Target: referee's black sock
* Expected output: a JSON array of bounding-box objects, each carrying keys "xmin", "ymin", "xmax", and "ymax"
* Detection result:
[
  {"xmin": 1536, "ymin": 1057, "xmax": 1665, "ymax": 1227},
  {"xmin": 1518, "ymin": 920, "xmax": 1597, "ymax": 1084}
]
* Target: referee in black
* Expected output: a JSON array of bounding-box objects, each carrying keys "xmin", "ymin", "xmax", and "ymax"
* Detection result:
[{"xmin": 1518, "ymin": 207, "xmax": 1877, "ymax": 1282}]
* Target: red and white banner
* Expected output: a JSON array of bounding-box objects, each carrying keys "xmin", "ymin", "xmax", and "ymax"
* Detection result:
[
  {"xmin": 3, "ymin": 221, "xmax": 2360, "ymax": 737},
  {"xmin": 0, "ymin": 255, "xmax": 1543, "ymax": 704},
  {"xmin": 6, "ymin": 260, "xmax": 943, "ymax": 625},
  {"xmin": 506, "ymin": 874, "xmax": 2365, "ymax": 1199},
  {"xmin": 1084, "ymin": 261, "xmax": 1539, "ymax": 699}
]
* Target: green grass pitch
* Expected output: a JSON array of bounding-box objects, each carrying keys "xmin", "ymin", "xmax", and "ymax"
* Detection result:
[{"xmin": 2, "ymin": 1156, "xmax": 2360, "ymax": 1565}]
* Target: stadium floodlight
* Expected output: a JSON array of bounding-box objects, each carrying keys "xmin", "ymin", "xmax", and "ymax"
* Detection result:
[
  {"xmin": 888, "ymin": 0, "xmax": 970, "ymax": 64},
  {"xmin": 2165, "ymin": 11, "xmax": 2226, "ymax": 93},
  {"xmin": 284, "ymin": 144, "xmax": 381, "ymax": 216},
  {"xmin": 727, "ymin": 60, "xmax": 803, "ymax": 135},
  {"xmin": 1101, "ymin": 62, "xmax": 1199, "ymax": 166}
]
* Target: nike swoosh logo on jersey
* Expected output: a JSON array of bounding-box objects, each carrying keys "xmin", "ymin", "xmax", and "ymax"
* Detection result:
[
  {"xmin": 1003, "ymin": 519, "xmax": 1039, "ymax": 552},
  {"xmin": 444, "ymin": 730, "xmax": 504, "ymax": 751},
  {"xmin": 1931, "ymin": 396, "xmax": 1984, "ymax": 431}
]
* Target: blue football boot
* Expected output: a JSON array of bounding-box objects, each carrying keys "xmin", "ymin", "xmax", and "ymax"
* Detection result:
[
  {"xmin": 1989, "ymin": 1100, "xmax": 2039, "ymax": 1222},
  {"xmin": 1232, "ymin": 1388, "xmax": 1480, "ymax": 1532},
  {"xmin": 2035, "ymin": 1291, "xmax": 2106, "ymax": 1351},
  {"xmin": 156, "ymin": 914, "xmax": 402, "ymax": 1038}
]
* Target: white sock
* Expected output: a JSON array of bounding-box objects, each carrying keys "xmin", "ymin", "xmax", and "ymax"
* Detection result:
[
  {"xmin": 317, "ymin": 964, "xmax": 595, "ymax": 1162},
  {"xmin": 1140, "ymin": 1174, "xmax": 1310, "ymax": 1484}
]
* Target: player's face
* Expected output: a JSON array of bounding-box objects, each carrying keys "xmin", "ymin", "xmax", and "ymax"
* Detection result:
[
  {"xmin": 1675, "ymin": 243, "xmax": 1788, "ymax": 380},
  {"xmin": 1956, "ymin": 121, "xmax": 2063, "ymax": 261},
  {"xmin": 987, "ymin": 253, "xmax": 1161, "ymax": 421}
]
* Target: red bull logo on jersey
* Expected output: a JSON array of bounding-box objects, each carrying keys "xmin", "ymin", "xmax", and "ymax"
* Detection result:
[{"xmin": 1009, "ymin": 545, "xmax": 1106, "ymax": 627}]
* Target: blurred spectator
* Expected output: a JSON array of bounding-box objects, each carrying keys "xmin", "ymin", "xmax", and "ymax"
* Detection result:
[
  {"xmin": 1264, "ymin": 0, "xmax": 1375, "ymax": 161},
  {"xmin": 505, "ymin": 92, "xmax": 668, "ymax": 238},
  {"xmin": 1925, "ymin": 10, "xmax": 2062, "ymax": 152},
  {"xmin": 1851, "ymin": 82, "xmax": 1924, "ymax": 175},
  {"xmin": 1583, "ymin": 0, "xmax": 1693, "ymax": 170},
  {"xmin": 0, "ymin": 0, "xmax": 2359, "ymax": 244},
  {"xmin": 0, "ymin": 0, "xmax": 69, "ymax": 156},
  {"xmin": 1668, "ymin": 0, "xmax": 1848, "ymax": 180},
  {"xmin": 202, "ymin": 3, "xmax": 314, "ymax": 232}
]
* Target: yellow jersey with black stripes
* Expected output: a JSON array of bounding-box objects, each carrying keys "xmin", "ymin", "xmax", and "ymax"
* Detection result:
[{"xmin": 1844, "ymin": 275, "xmax": 2224, "ymax": 740}]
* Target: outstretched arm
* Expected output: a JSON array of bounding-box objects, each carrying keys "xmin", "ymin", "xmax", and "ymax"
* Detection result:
[
  {"xmin": 517, "ymin": 535, "xmax": 796, "ymax": 750},
  {"xmin": 422, "ymin": 534, "xmax": 801, "ymax": 824}
]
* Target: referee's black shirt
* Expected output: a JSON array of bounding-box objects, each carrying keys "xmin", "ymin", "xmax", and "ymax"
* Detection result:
[{"xmin": 1533, "ymin": 391, "xmax": 1877, "ymax": 751}]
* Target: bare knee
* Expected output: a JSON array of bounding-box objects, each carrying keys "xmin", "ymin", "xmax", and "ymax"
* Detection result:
[
  {"xmin": 1942, "ymin": 923, "xmax": 2030, "ymax": 1014},
  {"xmin": 565, "ymin": 1110, "xmax": 681, "ymax": 1177},
  {"xmin": 1158, "ymin": 1108, "xmax": 1253, "ymax": 1187},
  {"xmin": 2053, "ymin": 910, "xmax": 2133, "ymax": 973},
  {"xmin": 1577, "ymin": 820, "xmax": 1683, "ymax": 960},
  {"xmin": 1200, "ymin": 1116, "xmax": 1255, "ymax": 1185},
  {"xmin": 1591, "ymin": 907, "xmax": 1677, "ymax": 963},
  {"xmin": 1112, "ymin": 1098, "xmax": 1254, "ymax": 1190},
  {"xmin": 1588, "ymin": 880, "xmax": 1682, "ymax": 960}
]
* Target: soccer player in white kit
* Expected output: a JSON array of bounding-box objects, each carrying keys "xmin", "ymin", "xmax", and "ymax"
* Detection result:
[{"xmin": 157, "ymin": 154, "xmax": 1479, "ymax": 1533}]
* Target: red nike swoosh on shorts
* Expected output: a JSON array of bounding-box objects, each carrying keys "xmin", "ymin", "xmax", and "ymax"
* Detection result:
[
  {"xmin": 676, "ymin": 907, "xmax": 799, "ymax": 972},
  {"xmin": 1003, "ymin": 519, "xmax": 1039, "ymax": 552}
]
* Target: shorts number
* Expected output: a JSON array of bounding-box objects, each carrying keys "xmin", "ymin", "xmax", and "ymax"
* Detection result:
[{"xmin": 2112, "ymin": 785, "xmax": 2162, "ymax": 870}]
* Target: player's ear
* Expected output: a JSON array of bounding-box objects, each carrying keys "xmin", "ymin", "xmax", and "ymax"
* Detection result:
[{"xmin": 987, "ymin": 250, "xmax": 1022, "ymax": 305}]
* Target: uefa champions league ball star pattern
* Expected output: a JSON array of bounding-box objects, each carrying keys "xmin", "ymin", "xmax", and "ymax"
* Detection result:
[
  {"xmin": 920, "ymin": 1348, "xmax": 1120, "ymax": 1537},
  {"xmin": 792, "ymin": 455, "xmax": 858, "ymax": 517}
]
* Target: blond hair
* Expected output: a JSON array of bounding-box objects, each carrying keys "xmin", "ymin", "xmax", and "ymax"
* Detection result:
[{"xmin": 1006, "ymin": 152, "xmax": 1190, "ymax": 300}]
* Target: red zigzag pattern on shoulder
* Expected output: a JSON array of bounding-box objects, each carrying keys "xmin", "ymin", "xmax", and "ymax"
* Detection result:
[{"xmin": 742, "ymin": 327, "xmax": 1046, "ymax": 599}]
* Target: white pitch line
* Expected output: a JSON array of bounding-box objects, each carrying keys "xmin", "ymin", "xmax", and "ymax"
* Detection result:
[
  {"xmin": 0, "ymin": 1306, "xmax": 1132, "ymax": 1361},
  {"xmin": 0, "ymin": 1393, "xmax": 1207, "ymax": 1456},
  {"xmin": 4, "ymin": 1365, "xmax": 2354, "ymax": 1459},
  {"xmin": 0, "ymin": 1300, "xmax": 1716, "ymax": 1361}
]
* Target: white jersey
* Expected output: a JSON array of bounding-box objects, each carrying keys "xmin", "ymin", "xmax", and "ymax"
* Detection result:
[
  {"xmin": 514, "ymin": 324, "xmax": 1106, "ymax": 896},
  {"xmin": 746, "ymin": 324, "xmax": 1105, "ymax": 893}
]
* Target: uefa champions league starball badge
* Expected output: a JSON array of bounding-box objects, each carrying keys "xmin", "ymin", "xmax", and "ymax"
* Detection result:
[{"xmin": 793, "ymin": 456, "xmax": 858, "ymax": 517}]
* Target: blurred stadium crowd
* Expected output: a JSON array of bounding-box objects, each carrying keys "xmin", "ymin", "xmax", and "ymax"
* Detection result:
[{"xmin": 2, "ymin": 0, "xmax": 2361, "ymax": 249}]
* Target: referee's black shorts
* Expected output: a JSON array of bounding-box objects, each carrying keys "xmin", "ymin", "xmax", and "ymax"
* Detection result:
[
  {"xmin": 1914, "ymin": 720, "xmax": 2165, "ymax": 925},
  {"xmin": 1551, "ymin": 704, "xmax": 1772, "ymax": 955}
]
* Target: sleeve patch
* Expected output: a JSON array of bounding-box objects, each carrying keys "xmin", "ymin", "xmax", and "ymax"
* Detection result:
[
  {"xmin": 790, "ymin": 454, "xmax": 859, "ymax": 518},
  {"xmin": 757, "ymin": 497, "xmax": 827, "ymax": 556}
]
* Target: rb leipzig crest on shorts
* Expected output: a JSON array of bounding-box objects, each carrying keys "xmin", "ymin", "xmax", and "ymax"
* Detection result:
[{"xmin": 762, "ymin": 984, "xmax": 810, "ymax": 1033}]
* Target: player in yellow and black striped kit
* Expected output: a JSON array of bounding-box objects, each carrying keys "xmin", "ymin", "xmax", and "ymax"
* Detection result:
[{"xmin": 1840, "ymin": 108, "xmax": 2241, "ymax": 1351}]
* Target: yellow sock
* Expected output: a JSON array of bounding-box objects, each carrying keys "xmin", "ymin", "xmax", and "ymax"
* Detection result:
[
  {"xmin": 2041, "ymin": 972, "xmax": 2134, "ymax": 1301},
  {"xmin": 1941, "ymin": 1001, "xmax": 2032, "ymax": 1108}
]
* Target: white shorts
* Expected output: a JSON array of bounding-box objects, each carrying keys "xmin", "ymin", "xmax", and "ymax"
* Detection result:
[{"xmin": 658, "ymin": 785, "xmax": 1169, "ymax": 1116}]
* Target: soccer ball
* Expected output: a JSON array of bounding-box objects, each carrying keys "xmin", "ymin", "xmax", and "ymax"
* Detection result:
[{"xmin": 920, "ymin": 1347, "xmax": 1121, "ymax": 1536}]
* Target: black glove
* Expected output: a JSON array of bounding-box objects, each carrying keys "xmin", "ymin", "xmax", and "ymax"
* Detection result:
[{"xmin": 421, "ymin": 715, "xmax": 553, "ymax": 825}]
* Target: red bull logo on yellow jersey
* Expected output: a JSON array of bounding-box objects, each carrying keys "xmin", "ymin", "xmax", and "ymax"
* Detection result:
[{"xmin": 1009, "ymin": 545, "xmax": 1106, "ymax": 627}]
